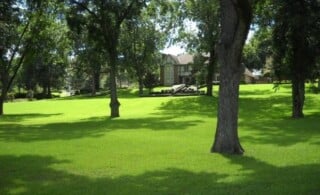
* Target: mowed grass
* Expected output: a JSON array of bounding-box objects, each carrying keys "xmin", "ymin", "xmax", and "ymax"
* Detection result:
[{"xmin": 0, "ymin": 84, "xmax": 319, "ymax": 194}]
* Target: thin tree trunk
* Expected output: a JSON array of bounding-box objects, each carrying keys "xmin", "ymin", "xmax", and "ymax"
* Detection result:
[
  {"xmin": 47, "ymin": 84, "xmax": 52, "ymax": 98},
  {"xmin": 292, "ymin": 77, "xmax": 305, "ymax": 118},
  {"xmin": 109, "ymin": 54, "xmax": 120, "ymax": 118},
  {"xmin": 0, "ymin": 73, "xmax": 8, "ymax": 115},
  {"xmin": 0, "ymin": 97, "xmax": 3, "ymax": 115},
  {"xmin": 138, "ymin": 76, "xmax": 144, "ymax": 96},
  {"xmin": 206, "ymin": 49, "xmax": 215, "ymax": 96},
  {"xmin": 211, "ymin": 0, "xmax": 252, "ymax": 154},
  {"xmin": 0, "ymin": 89, "xmax": 6, "ymax": 115},
  {"xmin": 0, "ymin": 54, "xmax": 4, "ymax": 115},
  {"xmin": 94, "ymin": 71, "xmax": 100, "ymax": 92},
  {"xmin": 91, "ymin": 73, "xmax": 96, "ymax": 96}
]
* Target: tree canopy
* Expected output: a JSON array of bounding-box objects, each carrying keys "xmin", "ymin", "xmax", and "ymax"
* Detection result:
[{"xmin": 67, "ymin": 0, "xmax": 149, "ymax": 118}]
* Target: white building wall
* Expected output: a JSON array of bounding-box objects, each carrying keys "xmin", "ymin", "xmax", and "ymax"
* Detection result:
[{"xmin": 164, "ymin": 64, "xmax": 174, "ymax": 86}]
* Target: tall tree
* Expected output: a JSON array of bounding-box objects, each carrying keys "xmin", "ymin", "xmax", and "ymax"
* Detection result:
[
  {"xmin": 21, "ymin": 4, "xmax": 70, "ymax": 98},
  {"xmin": 69, "ymin": 30, "xmax": 105, "ymax": 96},
  {"xmin": 272, "ymin": 0, "xmax": 320, "ymax": 118},
  {"xmin": 68, "ymin": 0, "xmax": 147, "ymax": 118},
  {"xmin": 184, "ymin": 0, "xmax": 220, "ymax": 96},
  {"xmin": 242, "ymin": 28, "xmax": 272, "ymax": 70},
  {"xmin": 1, "ymin": 0, "xmax": 23, "ymax": 114},
  {"xmin": 120, "ymin": 6, "xmax": 165, "ymax": 95},
  {"xmin": 0, "ymin": 0, "xmax": 49, "ymax": 115},
  {"xmin": 211, "ymin": 0, "xmax": 252, "ymax": 154}
]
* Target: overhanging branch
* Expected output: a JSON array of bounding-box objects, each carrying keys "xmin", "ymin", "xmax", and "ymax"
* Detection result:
[{"xmin": 70, "ymin": 0, "xmax": 99, "ymax": 20}]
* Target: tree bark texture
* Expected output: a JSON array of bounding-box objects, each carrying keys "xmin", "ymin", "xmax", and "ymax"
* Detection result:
[
  {"xmin": 290, "ymin": 9, "xmax": 307, "ymax": 119},
  {"xmin": 291, "ymin": 75, "xmax": 305, "ymax": 118},
  {"xmin": 291, "ymin": 36, "xmax": 305, "ymax": 118},
  {"xmin": 211, "ymin": 0, "xmax": 252, "ymax": 154}
]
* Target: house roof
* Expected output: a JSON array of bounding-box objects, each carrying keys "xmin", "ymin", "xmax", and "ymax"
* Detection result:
[
  {"xmin": 176, "ymin": 54, "xmax": 194, "ymax": 64},
  {"xmin": 162, "ymin": 53, "xmax": 209, "ymax": 65}
]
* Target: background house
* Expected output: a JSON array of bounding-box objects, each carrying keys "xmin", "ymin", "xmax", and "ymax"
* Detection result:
[
  {"xmin": 160, "ymin": 54, "xmax": 195, "ymax": 86},
  {"xmin": 242, "ymin": 68, "xmax": 256, "ymax": 84},
  {"xmin": 160, "ymin": 53, "xmax": 258, "ymax": 86}
]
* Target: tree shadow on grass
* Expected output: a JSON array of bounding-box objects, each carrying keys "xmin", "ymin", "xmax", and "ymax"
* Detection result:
[
  {"xmin": 57, "ymin": 89, "xmax": 141, "ymax": 101},
  {"xmin": 0, "ymin": 113, "xmax": 63, "ymax": 122},
  {"xmin": 239, "ymin": 89, "xmax": 277, "ymax": 96},
  {"xmin": 157, "ymin": 96, "xmax": 217, "ymax": 118},
  {"xmin": 157, "ymin": 89, "xmax": 319, "ymax": 147},
  {"xmin": 1, "ymin": 154, "xmax": 319, "ymax": 195},
  {"xmin": 240, "ymin": 113, "xmax": 320, "ymax": 146},
  {"xmin": 239, "ymin": 95, "xmax": 320, "ymax": 146},
  {"xmin": 223, "ymin": 154, "xmax": 320, "ymax": 194},
  {"xmin": 0, "ymin": 116, "xmax": 202, "ymax": 142}
]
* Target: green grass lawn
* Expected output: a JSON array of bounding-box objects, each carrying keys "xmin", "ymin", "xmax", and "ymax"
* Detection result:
[{"xmin": 1, "ymin": 84, "xmax": 319, "ymax": 194}]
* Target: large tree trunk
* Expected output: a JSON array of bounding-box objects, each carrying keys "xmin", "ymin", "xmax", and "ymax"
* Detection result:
[
  {"xmin": 290, "ymin": 13, "xmax": 306, "ymax": 119},
  {"xmin": 206, "ymin": 48, "xmax": 215, "ymax": 96},
  {"xmin": 212, "ymin": 71, "xmax": 243, "ymax": 154},
  {"xmin": 211, "ymin": 0, "xmax": 252, "ymax": 154}
]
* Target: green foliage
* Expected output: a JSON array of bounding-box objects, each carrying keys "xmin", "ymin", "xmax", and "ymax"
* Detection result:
[
  {"xmin": 119, "ymin": 4, "xmax": 166, "ymax": 93},
  {"xmin": 1, "ymin": 0, "xmax": 64, "ymax": 114},
  {"xmin": 186, "ymin": 0, "xmax": 219, "ymax": 51},
  {"xmin": 192, "ymin": 53, "xmax": 208, "ymax": 85},
  {"xmin": 272, "ymin": 0, "xmax": 320, "ymax": 80},
  {"xmin": 143, "ymin": 72, "xmax": 159, "ymax": 91},
  {"xmin": 68, "ymin": 25, "xmax": 106, "ymax": 94},
  {"xmin": 67, "ymin": 0, "xmax": 150, "ymax": 117},
  {"xmin": 16, "ymin": 1, "xmax": 70, "ymax": 96},
  {"xmin": 252, "ymin": 0, "xmax": 320, "ymax": 117},
  {"xmin": 147, "ymin": 0, "xmax": 186, "ymax": 45},
  {"xmin": 243, "ymin": 28, "xmax": 272, "ymax": 70},
  {"xmin": 0, "ymin": 1, "xmax": 21, "ymax": 57},
  {"xmin": 1, "ymin": 84, "xmax": 320, "ymax": 194},
  {"xmin": 176, "ymin": 0, "xmax": 219, "ymax": 94}
]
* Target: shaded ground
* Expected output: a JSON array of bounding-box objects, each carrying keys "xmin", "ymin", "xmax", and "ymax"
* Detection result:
[{"xmin": 1, "ymin": 155, "xmax": 319, "ymax": 194}]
